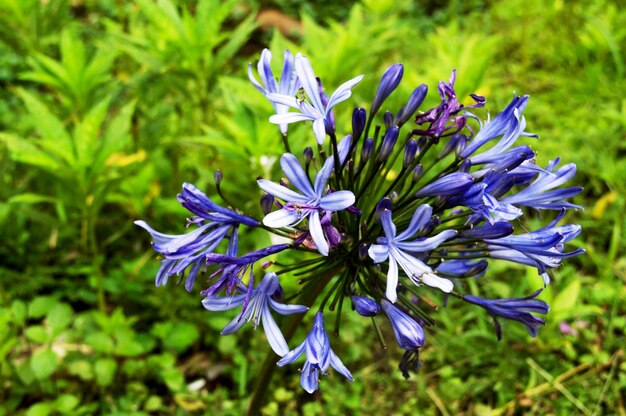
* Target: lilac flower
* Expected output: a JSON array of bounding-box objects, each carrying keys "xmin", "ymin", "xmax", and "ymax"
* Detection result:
[
  {"xmin": 249, "ymin": 49, "xmax": 299, "ymax": 134},
  {"xmin": 351, "ymin": 296, "xmax": 381, "ymax": 317},
  {"xmin": 267, "ymin": 53, "xmax": 364, "ymax": 144},
  {"xmin": 414, "ymin": 172, "xmax": 475, "ymax": 198},
  {"xmin": 368, "ymin": 205, "xmax": 457, "ymax": 302},
  {"xmin": 258, "ymin": 153, "xmax": 355, "ymax": 256},
  {"xmin": 435, "ymin": 259, "xmax": 488, "ymax": 279},
  {"xmin": 202, "ymin": 272, "xmax": 307, "ymax": 356},
  {"xmin": 135, "ymin": 183, "xmax": 258, "ymax": 290},
  {"xmin": 381, "ymin": 300, "xmax": 425, "ymax": 350},
  {"xmin": 395, "ymin": 84, "xmax": 428, "ymax": 126},
  {"xmin": 277, "ymin": 312, "xmax": 353, "ymax": 393},
  {"xmin": 463, "ymin": 289, "xmax": 549, "ymax": 339}
]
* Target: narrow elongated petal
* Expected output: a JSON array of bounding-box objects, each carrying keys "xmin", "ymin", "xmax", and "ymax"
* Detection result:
[
  {"xmin": 300, "ymin": 362, "xmax": 319, "ymax": 393},
  {"xmin": 309, "ymin": 211, "xmax": 328, "ymax": 256},
  {"xmin": 319, "ymin": 191, "xmax": 355, "ymax": 211},
  {"xmin": 202, "ymin": 294, "xmax": 247, "ymax": 311},
  {"xmin": 268, "ymin": 298, "xmax": 309, "ymax": 315},
  {"xmin": 295, "ymin": 54, "xmax": 325, "ymax": 112},
  {"xmin": 380, "ymin": 210, "xmax": 397, "ymax": 240},
  {"xmin": 420, "ymin": 273, "xmax": 454, "ymax": 293},
  {"xmin": 325, "ymin": 74, "xmax": 364, "ymax": 112},
  {"xmin": 277, "ymin": 341, "xmax": 306, "ymax": 366},
  {"xmin": 262, "ymin": 306, "xmax": 290, "ymax": 356},
  {"xmin": 395, "ymin": 204, "xmax": 433, "ymax": 241},
  {"xmin": 314, "ymin": 157, "xmax": 335, "ymax": 197},
  {"xmin": 262, "ymin": 209, "xmax": 301, "ymax": 228},
  {"xmin": 329, "ymin": 350, "xmax": 354, "ymax": 381},
  {"xmin": 395, "ymin": 230, "xmax": 457, "ymax": 252},
  {"xmin": 414, "ymin": 172, "xmax": 474, "ymax": 197},
  {"xmin": 257, "ymin": 179, "xmax": 309, "ymax": 202},
  {"xmin": 269, "ymin": 112, "xmax": 314, "ymax": 124},
  {"xmin": 313, "ymin": 118, "xmax": 326, "ymax": 145},
  {"xmin": 386, "ymin": 257, "xmax": 399, "ymax": 302},
  {"xmin": 281, "ymin": 153, "xmax": 316, "ymax": 197},
  {"xmin": 221, "ymin": 313, "xmax": 249, "ymax": 335}
]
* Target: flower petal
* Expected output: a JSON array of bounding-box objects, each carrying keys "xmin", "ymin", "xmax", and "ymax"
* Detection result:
[
  {"xmin": 269, "ymin": 298, "xmax": 309, "ymax": 315},
  {"xmin": 221, "ymin": 313, "xmax": 248, "ymax": 335},
  {"xmin": 380, "ymin": 210, "xmax": 397, "ymax": 240},
  {"xmin": 300, "ymin": 362, "xmax": 319, "ymax": 394},
  {"xmin": 395, "ymin": 204, "xmax": 433, "ymax": 241},
  {"xmin": 314, "ymin": 157, "xmax": 334, "ymax": 197},
  {"xmin": 280, "ymin": 153, "xmax": 315, "ymax": 197},
  {"xmin": 277, "ymin": 341, "xmax": 306, "ymax": 366},
  {"xmin": 319, "ymin": 191, "xmax": 355, "ymax": 211},
  {"xmin": 368, "ymin": 244, "xmax": 389, "ymax": 263},
  {"xmin": 262, "ymin": 305, "xmax": 289, "ymax": 356},
  {"xmin": 270, "ymin": 112, "xmax": 314, "ymax": 124},
  {"xmin": 419, "ymin": 273, "xmax": 454, "ymax": 293},
  {"xmin": 295, "ymin": 53, "xmax": 325, "ymax": 112},
  {"xmin": 202, "ymin": 294, "xmax": 246, "ymax": 311},
  {"xmin": 309, "ymin": 211, "xmax": 329, "ymax": 256},
  {"xmin": 257, "ymin": 179, "xmax": 309, "ymax": 202},
  {"xmin": 386, "ymin": 257, "xmax": 399, "ymax": 303},
  {"xmin": 326, "ymin": 74, "xmax": 364, "ymax": 112},
  {"xmin": 262, "ymin": 209, "xmax": 301, "ymax": 228},
  {"xmin": 329, "ymin": 350, "xmax": 354, "ymax": 381},
  {"xmin": 313, "ymin": 118, "xmax": 326, "ymax": 145}
]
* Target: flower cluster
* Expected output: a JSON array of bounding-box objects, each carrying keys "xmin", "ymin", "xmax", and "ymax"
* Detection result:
[{"xmin": 136, "ymin": 49, "xmax": 583, "ymax": 393}]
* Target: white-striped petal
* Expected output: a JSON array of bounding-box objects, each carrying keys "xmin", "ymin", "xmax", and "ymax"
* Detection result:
[
  {"xmin": 309, "ymin": 211, "xmax": 328, "ymax": 256},
  {"xmin": 262, "ymin": 209, "xmax": 301, "ymax": 228},
  {"xmin": 386, "ymin": 257, "xmax": 399, "ymax": 303},
  {"xmin": 201, "ymin": 294, "xmax": 246, "ymax": 311},
  {"xmin": 261, "ymin": 305, "xmax": 289, "ymax": 356},
  {"xmin": 280, "ymin": 153, "xmax": 315, "ymax": 197},
  {"xmin": 319, "ymin": 191, "xmax": 355, "ymax": 211},
  {"xmin": 257, "ymin": 179, "xmax": 309, "ymax": 202}
]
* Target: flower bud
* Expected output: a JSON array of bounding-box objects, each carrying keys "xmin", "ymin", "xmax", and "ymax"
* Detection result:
[
  {"xmin": 361, "ymin": 138, "xmax": 374, "ymax": 164},
  {"xmin": 381, "ymin": 300, "xmax": 425, "ymax": 350},
  {"xmin": 438, "ymin": 133, "xmax": 466, "ymax": 159},
  {"xmin": 414, "ymin": 172, "xmax": 474, "ymax": 197},
  {"xmin": 403, "ymin": 139, "xmax": 418, "ymax": 168},
  {"xmin": 371, "ymin": 63, "xmax": 403, "ymax": 116},
  {"xmin": 412, "ymin": 164, "xmax": 423, "ymax": 182},
  {"xmin": 358, "ymin": 243, "xmax": 369, "ymax": 260},
  {"xmin": 352, "ymin": 107, "xmax": 367, "ymax": 139},
  {"xmin": 351, "ymin": 296, "xmax": 381, "ymax": 317},
  {"xmin": 303, "ymin": 147, "xmax": 314, "ymax": 165},
  {"xmin": 375, "ymin": 197, "xmax": 392, "ymax": 222},
  {"xmin": 260, "ymin": 192, "xmax": 274, "ymax": 215},
  {"xmin": 395, "ymin": 84, "xmax": 428, "ymax": 126},
  {"xmin": 383, "ymin": 111, "xmax": 394, "ymax": 130},
  {"xmin": 214, "ymin": 169, "xmax": 223, "ymax": 186},
  {"xmin": 377, "ymin": 126, "xmax": 399, "ymax": 162}
]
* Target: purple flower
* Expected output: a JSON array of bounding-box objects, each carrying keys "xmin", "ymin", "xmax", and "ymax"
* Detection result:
[
  {"xmin": 368, "ymin": 205, "xmax": 457, "ymax": 302},
  {"xmin": 202, "ymin": 272, "xmax": 307, "ymax": 356},
  {"xmin": 249, "ymin": 49, "xmax": 300, "ymax": 134},
  {"xmin": 435, "ymin": 259, "xmax": 488, "ymax": 278},
  {"xmin": 381, "ymin": 300, "xmax": 425, "ymax": 350},
  {"xmin": 135, "ymin": 183, "xmax": 258, "ymax": 290},
  {"xmin": 258, "ymin": 153, "xmax": 355, "ymax": 256},
  {"xmin": 414, "ymin": 172, "xmax": 474, "ymax": 198},
  {"xmin": 267, "ymin": 53, "xmax": 363, "ymax": 144},
  {"xmin": 277, "ymin": 312, "xmax": 353, "ymax": 393},
  {"xmin": 463, "ymin": 289, "xmax": 549, "ymax": 339}
]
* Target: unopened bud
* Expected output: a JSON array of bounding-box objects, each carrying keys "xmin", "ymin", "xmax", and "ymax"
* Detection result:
[
  {"xmin": 371, "ymin": 63, "xmax": 404, "ymax": 116},
  {"xmin": 303, "ymin": 147, "xmax": 314, "ymax": 165},
  {"xmin": 403, "ymin": 139, "xmax": 418, "ymax": 168},
  {"xmin": 361, "ymin": 138, "xmax": 374, "ymax": 164},
  {"xmin": 351, "ymin": 296, "xmax": 381, "ymax": 317},
  {"xmin": 412, "ymin": 164, "xmax": 423, "ymax": 182},
  {"xmin": 352, "ymin": 107, "xmax": 367, "ymax": 140},
  {"xmin": 260, "ymin": 193, "xmax": 274, "ymax": 215},
  {"xmin": 214, "ymin": 169, "xmax": 223, "ymax": 185},
  {"xmin": 395, "ymin": 84, "xmax": 428, "ymax": 126},
  {"xmin": 383, "ymin": 111, "xmax": 394, "ymax": 130},
  {"xmin": 378, "ymin": 126, "xmax": 399, "ymax": 162}
]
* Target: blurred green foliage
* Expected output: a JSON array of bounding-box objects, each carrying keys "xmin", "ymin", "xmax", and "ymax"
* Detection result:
[{"xmin": 1, "ymin": 0, "xmax": 625, "ymax": 414}]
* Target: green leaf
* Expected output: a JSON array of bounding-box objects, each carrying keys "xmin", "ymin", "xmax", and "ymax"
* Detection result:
[
  {"xmin": 0, "ymin": 133, "xmax": 64, "ymax": 174},
  {"xmin": 24, "ymin": 326, "xmax": 49, "ymax": 344},
  {"xmin": 551, "ymin": 279, "xmax": 580, "ymax": 312},
  {"xmin": 67, "ymin": 360, "xmax": 94, "ymax": 381},
  {"xmin": 30, "ymin": 348, "xmax": 58, "ymax": 380},
  {"xmin": 74, "ymin": 96, "xmax": 110, "ymax": 165},
  {"xmin": 54, "ymin": 394, "xmax": 79, "ymax": 414},
  {"xmin": 11, "ymin": 300, "xmax": 27, "ymax": 326},
  {"xmin": 16, "ymin": 89, "xmax": 75, "ymax": 165},
  {"xmin": 85, "ymin": 332, "xmax": 114, "ymax": 354},
  {"xmin": 45, "ymin": 302, "xmax": 73, "ymax": 333},
  {"xmin": 94, "ymin": 358, "xmax": 117, "ymax": 387},
  {"xmin": 28, "ymin": 296, "xmax": 58, "ymax": 319},
  {"xmin": 8, "ymin": 193, "xmax": 58, "ymax": 205},
  {"xmin": 25, "ymin": 402, "xmax": 53, "ymax": 416},
  {"xmin": 163, "ymin": 322, "xmax": 199, "ymax": 353}
]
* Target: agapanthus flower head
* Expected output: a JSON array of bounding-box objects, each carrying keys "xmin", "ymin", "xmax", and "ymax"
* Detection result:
[
  {"xmin": 137, "ymin": 49, "xmax": 584, "ymax": 395},
  {"xmin": 202, "ymin": 272, "xmax": 307, "ymax": 356},
  {"xmin": 463, "ymin": 289, "xmax": 549, "ymax": 340},
  {"xmin": 277, "ymin": 312, "xmax": 353, "ymax": 393}
]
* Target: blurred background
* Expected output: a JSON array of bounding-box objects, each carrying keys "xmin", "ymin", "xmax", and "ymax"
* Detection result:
[{"xmin": 0, "ymin": 0, "xmax": 624, "ymax": 414}]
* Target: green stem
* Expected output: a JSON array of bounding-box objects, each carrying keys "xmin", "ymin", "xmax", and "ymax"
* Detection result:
[{"xmin": 246, "ymin": 266, "xmax": 341, "ymax": 415}]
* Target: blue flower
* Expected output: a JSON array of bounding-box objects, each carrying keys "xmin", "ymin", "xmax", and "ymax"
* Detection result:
[
  {"xmin": 435, "ymin": 259, "xmax": 488, "ymax": 279},
  {"xmin": 501, "ymin": 158, "xmax": 583, "ymax": 211},
  {"xmin": 368, "ymin": 205, "xmax": 457, "ymax": 302},
  {"xmin": 135, "ymin": 183, "xmax": 258, "ymax": 290},
  {"xmin": 202, "ymin": 272, "xmax": 307, "ymax": 356},
  {"xmin": 485, "ymin": 211, "xmax": 584, "ymax": 274},
  {"xmin": 461, "ymin": 94, "xmax": 536, "ymax": 160},
  {"xmin": 414, "ymin": 172, "xmax": 474, "ymax": 198},
  {"xmin": 277, "ymin": 312, "xmax": 353, "ymax": 393},
  {"xmin": 381, "ymin": 300, "xmax": 425, "ymax": 350},
  {"xmin": 267, "ymin": 53, "xmax": 364, "ymax": 145},
  {"xmin": 371, "ymin": 63, "xmax": 404, "ymax": 116},
  {"xmin": 463, "ymin": 289, "xmax": 549, "ymax": 339},
  {"xmin": 258, "ymin": 153, "xmax": 355, "ymax": 256},
  {"xmin": 249, "ymin": 49, "xmax": 300, "ymax": 134}
]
